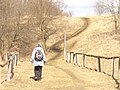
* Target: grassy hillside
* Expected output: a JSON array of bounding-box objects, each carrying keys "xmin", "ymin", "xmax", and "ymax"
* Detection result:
[
  {"xmin": 47, "ymin": 16, "xmax": 120, "ymax": 79},
  {"xmin": 1, "ymin": 16, "xmax": 119, "ymax": 90},
  {"xmin": 62, "ymin": 16, "xmax": 120, "ymax": 56},
  {"xmin": 47, "ymin": 17, "xmax": 85, "ymax": 47}
]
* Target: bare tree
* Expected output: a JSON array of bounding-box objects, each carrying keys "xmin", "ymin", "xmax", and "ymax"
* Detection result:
[
  {"xmin": 26, "ymin": 0, "xmax": 64, "ymax": 52},
  {"xmin": 0, "ymin": 0, "xmax": 66, "ymax": 59},
  {"xmin": 0, "ymin": 0, "xmax": 30, "ymax": 58},
  {"xmin": 95, "ymin": 0, "xmax": 105, "ymax": 15},
  {"xmin": 95, "ymin": 0, "xmax": 119, "ymax": 34}
]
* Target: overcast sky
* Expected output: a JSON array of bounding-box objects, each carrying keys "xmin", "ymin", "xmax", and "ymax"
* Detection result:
[{"xmin": 63, "ymin": 0, "xmax": 97, "ymax": 17}]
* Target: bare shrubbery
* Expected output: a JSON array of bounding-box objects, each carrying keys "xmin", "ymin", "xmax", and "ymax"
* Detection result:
[
  {"xmin": 95, "ymin": 0, "xmax": 120, "ymax": 34},
  {"xmin": 0, "ymin": 0, "xmax": 67, "ymax": 59}
]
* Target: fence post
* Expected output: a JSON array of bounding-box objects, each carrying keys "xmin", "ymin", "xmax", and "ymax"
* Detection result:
[
  {"xmin": 11, "ymin": 58, "xmax": 14, "ymax": 75},
  {"xmin": 98, "ymin": 57, "xmax": 101, "ymax": 72},
  {"xmin": 64, "ymin": 32, "xmax": 66, "ymax": 60},
  {"xmin": 74, "ymin": 54, "xmax": 78, "ymax": 65},
  {"xmin": 0, "ymin": 66, "xmax": 2, "ymax": 86},
  {"xmin": 67, "ymin": 53, "xmax": 70, "ymax": 63},
  {"xmin": 118, "ymin": 58, "xmax": 120, "ymax": 89},
  {"xmin": 14, "ymin": 55, "xmax": 17, "ymax": 70},
  {"xmin": 112, "ymin": 58, "xmax": 115, "ymax": 77},
  {"xmin": 73, "ymin": 53, "xmax": 75, "ymax": 64},
  {"xmin": 72, "ymin": 53, "xmax": 74, "ymax": 63},
  {"xmin": 83, "ymin": 54, "xmax": 86, "ymax": 67},
  {"xmin": 7, "ymin": 60, "xmax": 12, "ymax": 81},
  {"xmin": 6, "ymin": 53, "xmax": 8, "ymax": 62},
  {"xmin": 69, "ymin": 52, "xmax": 71, "ymax": 63},
  {"xmin": 7, "ymin": 55, "xmax": 13, "ymax": 81},
  {"xmin": 17, "ymin": 52, "xmax": 19, "ymax": 64}
]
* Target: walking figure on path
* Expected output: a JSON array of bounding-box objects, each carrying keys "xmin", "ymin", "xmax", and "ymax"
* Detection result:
[{"xmin": 31, "ymin": 43, "xmax": 46, "ymax": 81}]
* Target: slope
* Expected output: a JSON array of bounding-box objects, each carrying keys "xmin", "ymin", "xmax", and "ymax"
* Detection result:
[
  {"xmin": 1, "ymin": 16, "xmax": 119, "ymax": 90},
  {"xmin": 1, "ymin": 58, "xmax": 115, "ymax": 90},
  {"xmin": 67, "ymin": 16, "xmax": 120, "ymax": 56}
]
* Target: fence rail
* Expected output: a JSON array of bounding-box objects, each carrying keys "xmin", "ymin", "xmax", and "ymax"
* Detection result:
[
  {"xmin": 67, "ymin": 52, "xmax": 120, "ymax": 89},
  {"xmin": 0, "ymin": 52, "xmax": 19, "ymax": 85}
]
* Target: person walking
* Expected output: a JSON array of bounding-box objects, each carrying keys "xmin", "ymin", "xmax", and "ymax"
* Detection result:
[{"xmin": 31, "ymin": 43, "xmax": 46, "ymax": 81}]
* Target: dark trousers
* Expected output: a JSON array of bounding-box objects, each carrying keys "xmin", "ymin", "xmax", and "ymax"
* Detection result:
[{"xmin": 34, "ymin": 66, "xmax": 42, "ymax": 80}]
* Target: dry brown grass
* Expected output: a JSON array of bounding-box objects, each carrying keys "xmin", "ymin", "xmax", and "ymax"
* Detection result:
[{"xmin": 1, "ymin": 15, "xmax": 120, "ymax": 90}]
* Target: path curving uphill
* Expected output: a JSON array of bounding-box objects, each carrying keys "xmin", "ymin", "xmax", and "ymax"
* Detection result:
[
  {"xmin": 49, "ymin": 17, "xmax": 89, "ymax": 60},
  {"xmin": 1, "ymin": 17, "xmax": 116, "ymax": 90},
  {"xmin": 51, "ymin": 18, "xmax": 89, "ymax": 49}
]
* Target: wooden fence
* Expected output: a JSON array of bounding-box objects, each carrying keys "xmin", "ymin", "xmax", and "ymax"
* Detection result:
[
  {"xmin": 67, "ymin": 52, "xmax": 120, "ymax": 88},
  {"xmin": 0, "ymin": 52, "xmax": 19, "ymax": 85}
]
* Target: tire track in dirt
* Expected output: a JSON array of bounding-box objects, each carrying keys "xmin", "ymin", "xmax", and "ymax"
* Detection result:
[
  {"xmin": 47, "ymin": 64, "xmax": 85, "ymax": 90},
  {"xmin": 1, "ymin": 60, "xmax": 85, "ymax": 90},
  {"xmin": 48, "ymin": 64, "xmax": 80, "ymax": 81},
  {"xmin": 46, "ymin": 58, "xmax": 86, "ymax": 89},
  {"xmin": 49, "ymin": 17, "xmax": 89, "ymax": 61},
  {"xmin": 51, "ymin": 18, "xmax": 89, "ymax": 49}
]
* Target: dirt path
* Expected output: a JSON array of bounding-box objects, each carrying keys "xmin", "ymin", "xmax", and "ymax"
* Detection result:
[
  {"xmin": 50, "ymin": 17, "xmax": 89, "ymax": 51},
  {"xmin": 1, "ymin": 60, "xmax": 84, "ymax": 90},
  {"xmin": 1, "ymin": 57, "xmax": 117, "ymax": 90}
]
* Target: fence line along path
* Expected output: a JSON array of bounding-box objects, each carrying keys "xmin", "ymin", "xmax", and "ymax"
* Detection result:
[
  {"xmin": 0, "ymin": 52, "xmax": 19, "ymax": 85},
  {"xmin": 1, "ymin": 57, "xmax": 116, "ymax": 90},
  {"xmin": 67, "ymin": 52, "xmax": 120, "ymax": 89}
]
